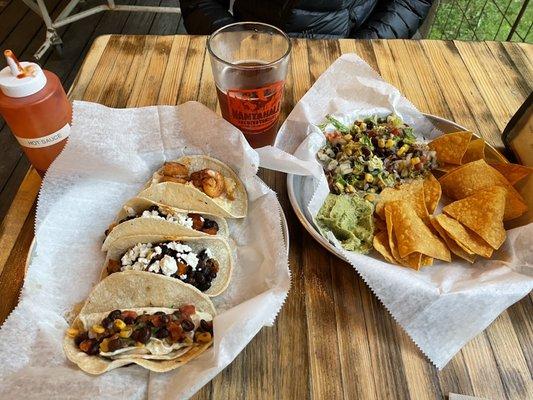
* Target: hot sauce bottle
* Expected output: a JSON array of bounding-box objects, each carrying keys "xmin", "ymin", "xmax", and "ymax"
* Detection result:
[{"xmin": 0, "ymin": 50, "xmax": 71, "ymax": 177}]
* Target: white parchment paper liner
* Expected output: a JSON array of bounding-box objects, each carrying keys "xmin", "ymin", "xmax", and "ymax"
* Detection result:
[
  {"xmin": 0, "ymin": 101, "xmax": 290, "ymax": 399},
  {"xmin": 258, "ymin": 53, "xmax": 532, "ymax": 369}
]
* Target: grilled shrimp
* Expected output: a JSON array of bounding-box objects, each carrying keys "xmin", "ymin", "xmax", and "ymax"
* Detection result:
[
  {"xmin": 190, "ymin": 169, "xmax": 225, "ymax": 198},
  {"xmin": 161, "ymin": 162, "xmax": 189, "ymax": 178}
]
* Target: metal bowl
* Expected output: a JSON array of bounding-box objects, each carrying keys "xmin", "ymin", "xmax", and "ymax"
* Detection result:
[{"xmin": 286, "ymin": 113, "xmax": 507, "ymax": 261}]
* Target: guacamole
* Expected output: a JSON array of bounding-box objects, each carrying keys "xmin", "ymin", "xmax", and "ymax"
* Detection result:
[{"xmin": 316, "ymin": 193, "xmax": 374, "ymax": 253}]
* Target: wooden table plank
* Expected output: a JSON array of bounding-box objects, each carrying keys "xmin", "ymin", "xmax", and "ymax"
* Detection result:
[
  {"xmin": 454, "ymin": 41, "xmax": 530, "ymax": 134},
  {"xmin": 420, "ymin": 41, "xmax": 505, "ymax": 150},
  {"xmin": 0, "ymin": 37, "xmax": 532, "ymax": 400}
]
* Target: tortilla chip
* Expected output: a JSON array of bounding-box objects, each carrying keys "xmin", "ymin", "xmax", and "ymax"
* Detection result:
[
  {"xmin": 490, "ymin": 163, "xmax": 533, "ymax": 185},
  {"xmin": 373, "ymin": 231, "xmax": 396, "ymax": 264},
  {"xmin": 384, "ymin": 206, "xmax": 423, "ymax": 270},
  {"xmin": 433, "ymin": 214, "xmax": 493, "ymax": 258},
  {"xmin": 439, "ymin": 159, "xmax": 527, "ymax": 220},
  {"xmin": 462, "ymin": 138, "xmax": 485, "ymax": 163},
  {"xmin": 443, "ymin": 186, "xmax": 506, "ymax": 250},
  {"xmin": 386, "ymin": 201, "xmax": 451, "ymax": 262},
  {"xmin": 421, "ymin": 256, "xmax": 434, "ymax": 266},
  {"xmin": 429, "ymin": 131, "xmax": 472, "ymax": 165},
  {"xmin": 376, "ymin": 180, "xmax": 429, "ymax": 222},
  {"xmin": 435, "ymin": 163, "xmax": 460, "ymax": 173},
  {"xmin": 423, "ymin": 173, "xmax": 441, "ymax": 214},
  {"xmin": 430, "ymin": 216, "xmax": 476, "ymax": 263}
]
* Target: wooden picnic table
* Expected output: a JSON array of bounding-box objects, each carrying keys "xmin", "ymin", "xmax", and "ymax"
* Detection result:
[{"xmin": 1, "ymin": 36, "xmax": 532, "ymax": 399}]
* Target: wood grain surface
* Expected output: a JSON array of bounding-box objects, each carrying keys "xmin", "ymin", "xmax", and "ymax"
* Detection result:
[{"xmin": 1, "ymin": 36, "xmax": 532, "ymax": 399}]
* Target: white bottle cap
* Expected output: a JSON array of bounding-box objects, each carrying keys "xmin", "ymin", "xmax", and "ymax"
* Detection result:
[{"xmin": 0, "ymin": 50, "xmax": 47, "ymax": 98}]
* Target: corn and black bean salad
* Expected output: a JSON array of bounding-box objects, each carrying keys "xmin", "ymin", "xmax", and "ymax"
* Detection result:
[
  {"xmin": 317, "ymin": 114, "xmax": 437, "ymax": 200},
  {"xmin": 68, "ymin": 307, "xmax": 213, "ymax": 357}
]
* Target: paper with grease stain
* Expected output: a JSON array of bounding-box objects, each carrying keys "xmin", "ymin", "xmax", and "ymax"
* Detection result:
[
  {"xmin": 258, "ymin": 53, "xmax": 533, "ymax": 369},
  {"xmin": 0, "ymin": 101, "xmax": 290, "ymax": 399}
]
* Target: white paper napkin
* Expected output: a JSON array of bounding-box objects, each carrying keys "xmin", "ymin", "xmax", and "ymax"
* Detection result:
[
  {"xmin": 0, "ymin": 101, "xmax": 290, "ymax": 399},
  {"xmin": 258, "ymin": 53, "xmax": 533, "ymax": 369}
]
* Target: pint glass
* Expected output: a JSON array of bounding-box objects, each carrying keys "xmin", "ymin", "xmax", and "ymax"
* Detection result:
[{"xmin": 207, "ymin": 22, "xmax": 291, "ymax": 148}]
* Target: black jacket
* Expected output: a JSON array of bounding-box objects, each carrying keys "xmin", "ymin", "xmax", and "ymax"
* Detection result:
[{"xmin": 181, "ymin": 0, "xmax": 433, "ymax": 39}]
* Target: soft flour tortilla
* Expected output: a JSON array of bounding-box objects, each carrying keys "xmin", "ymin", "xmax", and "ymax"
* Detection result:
[
  {"xmin": 63, "ymin": 272, "xmax": 216, "ymax": 374},
  {"xmin": 139, "ymin": 155, "xmax": 248, "ymax": 218},
  {"xmin": 102, "ymin": 197, "xmax": 229, "ymax": 251},
  {"xmin": 102, "ymin": 234, "xmax": 233, "ymax": 297}
]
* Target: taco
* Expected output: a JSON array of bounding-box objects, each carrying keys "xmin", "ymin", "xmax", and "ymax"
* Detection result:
[
  {"xmin": 138, "ymin": 155, "xmax": 248, "ymax": 218},
  {"xmin": 102, "ymin": 197, "xmax": 229, "ymax": 251},
  {"xmin": 103, "ymin": 234, "xmax": 232, "ymax": 297},
  {"xmin": 63, "ymin": 271, "xmax": 216, "ymax": 374}
]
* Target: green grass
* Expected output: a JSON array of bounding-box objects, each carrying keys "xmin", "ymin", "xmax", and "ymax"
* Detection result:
[{"xmin": 429, "ymin": 0, "xmax": 532, "ymax": 43}]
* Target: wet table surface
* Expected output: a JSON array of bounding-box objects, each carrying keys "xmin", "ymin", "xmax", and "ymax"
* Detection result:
[{"xmin": 0, "ymin": 36, "xmax": 532, "ymax": 399}]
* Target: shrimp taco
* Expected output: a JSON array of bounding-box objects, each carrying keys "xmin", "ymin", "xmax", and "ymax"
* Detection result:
[
  {"xmin": 138, "ymin": 155, "xmax": 248, "ymax": 218},
  {"xmin": 102, "ymin": 197, "xmax": 229, "ymax": 252},
  {"xmin": 63, "ymin": 271, "xmax": 216, "ymax": 374},
  {"xmin": 103, "ymin": 234, "xmax": 232, "ymax": 297}
]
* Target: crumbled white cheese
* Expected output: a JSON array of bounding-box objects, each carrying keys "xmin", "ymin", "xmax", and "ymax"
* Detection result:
[
  {"xmin": 160, "ymin": 255, "xmax": 178, "ymax": 276},
  {"xmin": 166, "ymin": 242, "xmax": 192, "ymax": 253},
  {"xmin": 179, "ymin": 252, "xmax": 199, "ymax": 270},
  {"xmin": 139, "ymin": 208, "xmax": 194, "ymax": 229},
  {"xmin": 204, "ymin": 249, "xmax": 213, "ymax": 259},
  {"xmin": 148, "ymin": 260, "xmax": 161, "ymax": 273},
  {"xmin": 121, "ymin": 243, "xmax": 152, "ymax": 266},
  {"xmin": 141, "ymin": 210, "xmax": 163, "ymax": 219},
  {"xmin": 130, "ymin": 261, "xmax": 146, "ymax": 271},
  {"xmin": 167, "ymin": 213, "xmax": 194, "ymax": 229},
  {"xmin": 120, "ymin": 241, "xmax": 203, "ymax": 276}
]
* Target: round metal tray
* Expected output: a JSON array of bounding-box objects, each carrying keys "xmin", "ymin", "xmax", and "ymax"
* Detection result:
[{"xmin": 286, "ymin": 113, "xmax": 507, "ymax": 261}]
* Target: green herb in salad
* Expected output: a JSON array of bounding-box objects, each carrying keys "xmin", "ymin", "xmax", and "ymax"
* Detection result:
[{"xmin": 316, "ymin": 114, "xmax": 437, "ymax": 198}]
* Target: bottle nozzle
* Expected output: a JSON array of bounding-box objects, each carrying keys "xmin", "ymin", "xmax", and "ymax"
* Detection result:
[{"xmin": 4, "ymin": 50, "xmax": 23, "ymax": 76}]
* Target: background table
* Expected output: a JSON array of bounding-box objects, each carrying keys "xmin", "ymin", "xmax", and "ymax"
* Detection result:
[{"xmin": 1, "ymin": 36, "xmax": 532, "ymax": 399}]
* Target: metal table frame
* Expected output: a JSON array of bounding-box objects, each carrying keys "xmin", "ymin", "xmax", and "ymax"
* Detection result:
[{"xmin": 21, "ymin": 0, "xmax": 182, "ymax": 60}]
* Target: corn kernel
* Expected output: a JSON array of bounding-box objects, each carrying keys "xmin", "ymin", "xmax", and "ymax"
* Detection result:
[
  {"xmin": 365, "ymin": 194, "xmax": 376, "ymax": 203},
  {"xmin": 335, "ymin": 182, "xmax": 344, "ymax": 192},
  {"xmin": 66, "ymin": 327, "xmax": 79, "ymax": 338},
  {"xmin": 114, "ymin": 319, "xmax": 126, "ymax": 330},
  {"xmin": 343, "ymin": 134, "xmax": 352, "ymax": 141},
  {"xmin": 360, "ymin": 122, "xmax": 367, "ymax": 130},
  {"xmin": 119, "ymin": 328, "xmax": 132, "ymax": 338},
  {"xmin": 385, "ymin": 139, "xmax": 394, "ymax": 149},
  {"xmin": 92, "ymin": 324, "xmax": 105, "ymax": 334},
  {"xmin": 345, "ymin": 148, "xmax": 353, "ymax": 156},
  {"xmin": 346, "ymin": 184, "xmax": 356, "ymax": 193},
  {"xmin": 378, "ymin": 138, "xmax": 385, "ymax": 148},
  {"xmin": 397, "ymin": 144, "xmax": 409, "ymax": 156},
  {"xmin": 365, "ymin": 173, "xmax": 374, "ymax": 183},
  {"xmin": 99, "ymin": 338, "xmax": 109, "ymax": 352},
  {"xmin": 410, "ymin": 157, "xmax": 421, "ymax": 165},
  {"xmin": 195, "ymin": 332, "xmax": 212, "ymax": 343},
  {"xmin": 135, "ymin": 341, "xmax": 145, "ymax": 348}
]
